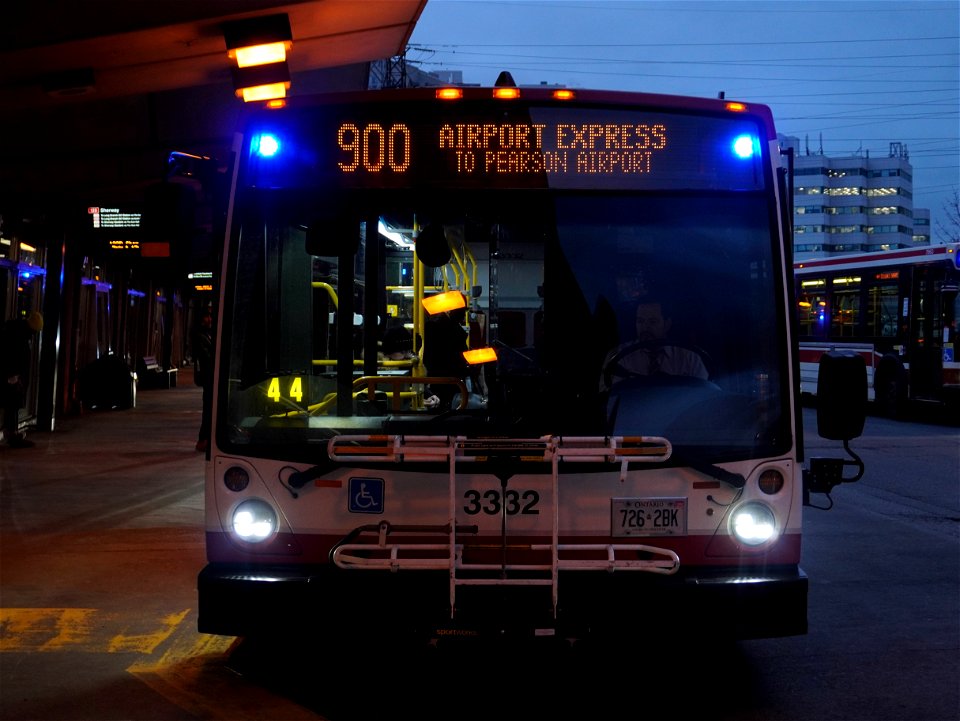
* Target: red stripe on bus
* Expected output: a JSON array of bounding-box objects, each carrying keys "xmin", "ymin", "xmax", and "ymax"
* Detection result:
[
  {"xmin": 798, "ymin": 347, "xmax": 876, "ymax": 363},
  {"xmin": 795, "ymin": 245, "xmax": 952, "ymax": 271}
]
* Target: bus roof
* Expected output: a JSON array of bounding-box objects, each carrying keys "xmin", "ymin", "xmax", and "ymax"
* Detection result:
[
  {"xmin": 794, "ymin": 244, "xmax": 960, "ymax": 274},
  {"xmin": 245, "ymin": 84, "xmax": 779, "ymax": 141}
]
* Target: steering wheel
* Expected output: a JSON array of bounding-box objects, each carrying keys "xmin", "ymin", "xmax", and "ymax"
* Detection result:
[{"xmin": 601, "ymin": 339, "xmax": 713, "ymax": 390}]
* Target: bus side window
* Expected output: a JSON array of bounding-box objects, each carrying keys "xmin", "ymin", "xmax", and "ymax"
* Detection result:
[
  {"xmin": 831, "ymin": 282, "xmax": 860, "ymax": 338},
  {"xmin": 947, "ymin": 292, "xmax": 960, "ymax": 344},
  {"xmin": 867, "ymin": 281, "xmax": 898, "ymax": 337},
  {"xmin": 798, "ymin": 285, "xmax": 828, "ymax": 339}
]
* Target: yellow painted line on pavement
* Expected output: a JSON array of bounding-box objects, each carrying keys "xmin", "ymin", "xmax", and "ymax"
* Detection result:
[
  {"xmin": 129, "ymin": 622, "xmax": 323, "ymax": 720},
  {"xmin": 2, "ymin": 607, "xmax": 324, "ymax": 719},
  {"xmin": 1, "ymin": 607, "xmax": 193, "ymax": 654},
  {"xmin": 109, "ymin": 608, "xmax": 191, "ymax": 653},
  {"xmin": 0, "ymin": 608, "xmax": 97, "ymax": 651},
  {"xmin": 127, "ymin": 625, "xmax": 237, "ymax": 673}
]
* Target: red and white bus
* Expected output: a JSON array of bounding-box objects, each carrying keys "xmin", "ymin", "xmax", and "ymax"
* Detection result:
[
  {"xmin": 196, "ymin": 78, "xmax": 864, "ymax": 644},
  {"xmin": 795, "ymin": 244, "xmax": 960, "ymax": 417}
]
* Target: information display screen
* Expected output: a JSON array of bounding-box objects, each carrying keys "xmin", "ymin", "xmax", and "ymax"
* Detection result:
[{"xmin": 245, "ymin": 101, "xmax": 768, "ymax": 192}]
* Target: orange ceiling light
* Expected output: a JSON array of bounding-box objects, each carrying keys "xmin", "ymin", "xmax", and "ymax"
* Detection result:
[
  {"xmin": 232, "ymin": 63, "xmax": 291, "ymax": 102},
  {"xmin": 422, "ymin": 290, "xmax": 466, "ymax": 315},
  {"xmin": 222, "ymin": 14, "xmax": 293, "ymax": 103},
  {"xmin": 463, "ymin": 347, "xmax": 498, "ymax": 364},
  {"xmin": 237, "ymin": 81, "xmax": 289, "ymax": 103},
  {"xmin": 223, "ymin": 14, "xmax": 292, "ymax": 63},
  {"xmin": 233, "ymin": 42, "xmax": 290, "ymax": 68}
]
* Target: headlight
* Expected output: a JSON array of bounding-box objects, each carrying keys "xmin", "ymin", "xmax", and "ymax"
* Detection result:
[
  {"xmin": 730, "ymin": 502, "xmax": 778, "ymax": 546},
  {"xmin": 232, "ymin": 499, "xmax": 278, "ymax": 542}
]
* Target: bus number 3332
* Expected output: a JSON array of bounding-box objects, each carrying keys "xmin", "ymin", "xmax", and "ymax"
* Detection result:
[{"xmin": 462, "ymin": 489, "xmax": 541, "ymax": 516}]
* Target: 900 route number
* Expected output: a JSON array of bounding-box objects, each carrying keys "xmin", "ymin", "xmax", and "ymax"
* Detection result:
[{"xmin": 612, "ymin": 497, "xmax": 687, "ymax": 537}]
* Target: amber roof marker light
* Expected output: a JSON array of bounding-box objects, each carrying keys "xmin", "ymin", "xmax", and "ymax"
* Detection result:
[
  {"xmin": 493, "ymin": 70, "xmax": 520, "ymax": 99},
  {"xmin": 436, "ymin": 87, "xmax": 463, "ymax": 100},
  {"xmin": 493, "ymin": 70, "xmax": 520, "ymax": 100}
]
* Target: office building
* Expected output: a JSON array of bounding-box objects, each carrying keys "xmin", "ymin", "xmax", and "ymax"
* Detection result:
[{"xmin": 780, "ymin": 134, "xmax": 930, "ymax": 259}]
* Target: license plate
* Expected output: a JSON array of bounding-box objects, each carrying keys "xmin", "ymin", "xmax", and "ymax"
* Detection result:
[{"xmin": 611, "ymin": 497, "xmax": 687, "ymax": 537}]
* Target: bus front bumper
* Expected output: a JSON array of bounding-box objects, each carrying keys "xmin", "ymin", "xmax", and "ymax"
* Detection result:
[{"xmin": 198, "ymin": 563, "xmax": 807, "ymax": 642}]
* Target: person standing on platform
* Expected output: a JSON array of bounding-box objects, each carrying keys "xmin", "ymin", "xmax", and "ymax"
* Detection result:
[
  {"xmin": 1, "ymin": 311, "xmax": 43, "ymax": 449},
  {"xmin": 192, "ymin": 307, "xmax": 214, "ymax": 452}
]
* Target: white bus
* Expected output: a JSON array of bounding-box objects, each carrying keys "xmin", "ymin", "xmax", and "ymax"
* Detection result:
[
  {"xmin": 196, "ymin": 78, "xmax": 865, "ymax": 644},
  {"xmin": 795, "ymin": 244, "xmax": 960, "ymax": 417}
]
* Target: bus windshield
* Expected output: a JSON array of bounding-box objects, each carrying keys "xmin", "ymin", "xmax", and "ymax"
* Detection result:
[
  {"xmin": 222, "ymin": 187, "xmax": 787, "ymax": 461},
  {"xmin": 227, "ymin": 191, "xmax": 785, "ymax": 456}
]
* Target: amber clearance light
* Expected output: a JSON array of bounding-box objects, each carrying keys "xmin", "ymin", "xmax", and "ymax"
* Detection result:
[
  {"xmin": 436, "ymin": 87, "xmax": 463, "ymax": 100},
  {"xmin": 493, "ymin": 87, "xmax": 521, "ymax": 99}
]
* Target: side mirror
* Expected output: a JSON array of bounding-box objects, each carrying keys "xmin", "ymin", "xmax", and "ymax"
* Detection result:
[{"xmin": 816, "ymin": 351, "xmax": 866, "ymax": 441}]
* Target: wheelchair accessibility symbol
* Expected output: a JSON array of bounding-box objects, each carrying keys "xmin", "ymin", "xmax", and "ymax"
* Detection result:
[{"xmin": 348, "ymin": 477, "xmax": 385, "ymax": 514}]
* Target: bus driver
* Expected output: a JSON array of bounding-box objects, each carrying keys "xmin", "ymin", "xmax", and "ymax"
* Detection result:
[{"xmin": 599, "ymin": 297, "xmax": 709, "ymax": 392}]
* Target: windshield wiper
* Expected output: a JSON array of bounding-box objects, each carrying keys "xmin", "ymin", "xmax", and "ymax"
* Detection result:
[
  {"xmin": 686, "ymin": 460, "xmax": 746, "ymax": 489},
  {"xmin": 288, "ymin": 459, "xmax": 339, "ymax": 489}
]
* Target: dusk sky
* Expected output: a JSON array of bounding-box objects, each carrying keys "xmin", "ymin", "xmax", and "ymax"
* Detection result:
[{"xmin": 408, "ymin": 0, "xmax": 959, "ymax": 234}]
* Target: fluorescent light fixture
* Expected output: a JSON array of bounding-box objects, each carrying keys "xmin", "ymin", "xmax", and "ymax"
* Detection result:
[{"xmin": 378, "ymin": 220, "xmax": 415, "ymax": 249}]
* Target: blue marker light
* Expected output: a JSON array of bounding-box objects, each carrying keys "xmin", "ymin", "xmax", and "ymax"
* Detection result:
[
  {"xmin": 255, "ymin": 133, "xmax": 280, "ymax": 158},
  {"xmin": 732, "ymin": 134, "xmax": 758, "ymax": 159}
]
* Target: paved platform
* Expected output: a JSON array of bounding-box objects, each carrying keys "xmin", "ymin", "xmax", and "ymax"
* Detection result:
[{"xmin": 0, "ymin": 368, "xmax": 207, "ymax": 532}]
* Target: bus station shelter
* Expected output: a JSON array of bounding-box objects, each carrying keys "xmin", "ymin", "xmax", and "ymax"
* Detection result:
[{"xmin": 0, "ymin": 1, "xmax": 428, "ymax": 434}]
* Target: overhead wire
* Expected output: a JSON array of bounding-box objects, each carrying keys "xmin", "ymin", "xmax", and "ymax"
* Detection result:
[{"xmin": 408, "ymin": 7, "xmax": 958, "ymax": 213}]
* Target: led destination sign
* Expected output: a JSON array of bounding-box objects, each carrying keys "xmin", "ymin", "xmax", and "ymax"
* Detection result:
[
  {"xmin": 249, "ymin": 105, "xmax": 766, "ymax": 192},
  {"xmin": 338, "ymin": 121, "xmax": 669, "ymax": 177}
]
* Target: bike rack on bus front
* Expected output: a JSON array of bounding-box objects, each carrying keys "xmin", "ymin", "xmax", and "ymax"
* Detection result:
[{"xmin": 327, "ymin": 434, "xmax": 679, "ymax": 620}]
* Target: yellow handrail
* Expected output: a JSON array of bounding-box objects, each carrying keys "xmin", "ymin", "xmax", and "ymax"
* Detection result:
[
  {"xmin": 310, "ymin": 281, "xmax": 338, "ymax": 308},
  {"xmin": 353, "ymin": 375, "xmax": 468, "ymax": 412}
]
